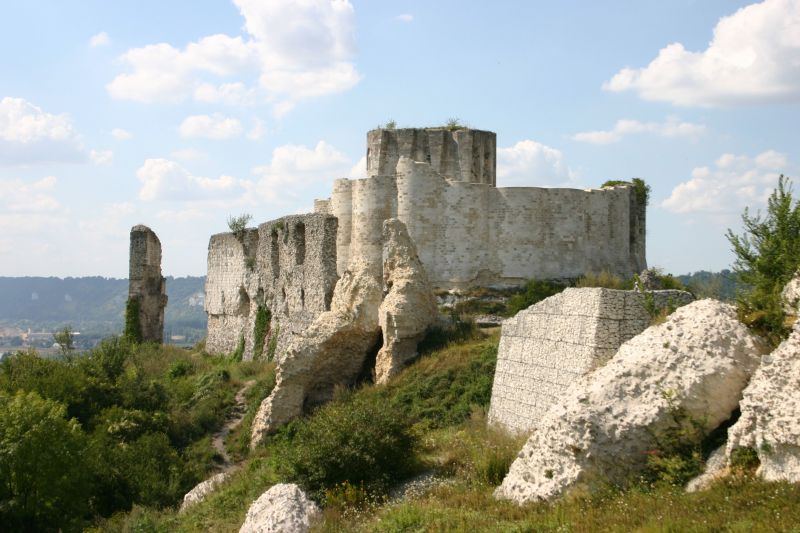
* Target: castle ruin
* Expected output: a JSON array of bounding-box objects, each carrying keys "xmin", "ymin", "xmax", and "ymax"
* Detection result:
[
  {"xmin": 205, "ymin": 127, "xmax": 647, "ymax": 361},
  {"xmin": 128, "ymin": 225, "xmax": 167, "ymax": 343}
]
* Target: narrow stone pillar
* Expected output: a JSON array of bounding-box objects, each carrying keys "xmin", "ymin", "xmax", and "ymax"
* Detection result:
[{"xmin": 128, "ymin": 225, "xmax": 167, "ymax": 343}]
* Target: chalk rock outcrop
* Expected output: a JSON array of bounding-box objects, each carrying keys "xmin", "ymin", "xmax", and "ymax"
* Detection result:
[
  {"xmin": 488, "ymin": 287, "xmax": 694, "ymax": 435},
  {"xmin": 726, "ymin": 322, "xmax": 800, "ymax": 482},
  {"xmin": 239, "ymin": 483, "xmax": 319, "ymax": 533},
  {"xmin": 375, "ymin": 219, "xmax": 438, "ymax": 384},
  {"xmin": 180, "ymin": 471, "xmax": 231, "ymax": 512},
  {"xmin": 686, "ymin": 446, "xmax": 728, "ymax": 492},
  {"xmin": 782, "ymin": 273, "xmax": 800, "ymax": 315},
  {"xmin": 128, "ymin": 225, "xmax": 167, "ymax": 342},
  {"xmin": 496, "ymin": 299, "xmax": 765, "ymax": 503},
  {"xmin": 250, "ymin": 257, "xmax": 382, "ymax": 447}
]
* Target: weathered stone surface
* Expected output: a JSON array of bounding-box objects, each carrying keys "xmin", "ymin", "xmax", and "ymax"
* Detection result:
[
  {"xmin": 782, "ymin": 273, "xmax": 800, "ymax": 315},
  {"xmin": 375, "ymin": 219, "xmax": 438, "ymax": 384},
  {"xmin": 726, "ymin": 323, "xmax": 800, "ymax": 482},
  {"xmin": 205, "ymin": 214, "xmax": 338, "ymax": 361},
  {"xmin": 239, "ymin": 483, "xmax": 319, "ymax": 533},
  {"xmin": 686, "ymin": 446, "xmax": 728, "ymax": 492},
  {"xmin": 128, "ymin": 225, "xmax": 167, "ymax": 343},
  {"xmin": 488, "ymin": 288, "xmax": 694, "ymax": 435},
  {"xmin": 250, "ymin": 257, "xmax": 382, "ymax": 447},
  {"xmin": 180, "ymin": 471, "xmax": 230, "ymax": 512},
  {"xmin": 496, "ymin": 299, "xmax": 765, "ymax": 503},
  {"xmin": 318, "ymin": 127, "xmax": 648, "ymax": 286}
]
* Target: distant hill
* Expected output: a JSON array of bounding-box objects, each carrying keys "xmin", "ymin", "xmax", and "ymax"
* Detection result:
[
  {"xmin": 676, "ymin": 269, "xmax": 738, "ymax": 301},
  {"xmin": 0, "ymin": 276, "xmax": 206, "ymax": 343}
]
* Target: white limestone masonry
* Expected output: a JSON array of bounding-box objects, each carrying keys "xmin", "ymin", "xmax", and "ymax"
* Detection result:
[{"xmin": 488, "ymin": 288, "xmax": 693, "ymax": 434}]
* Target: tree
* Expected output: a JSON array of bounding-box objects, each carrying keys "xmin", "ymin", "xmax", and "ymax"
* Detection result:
[
  {"xmin": 53, "ymin": 325, "xmax": 75, "ymax": 355},
  {"xmin": 227, "ymin": 213, "xmax": 252, "ymax": 239},
  {"xmin": 726, "ymin": 175, "xmax": 800, "ymax": 344},
  {"xmin": 0, "ymin": 391, "xmax": 91, "ymax": 531}
]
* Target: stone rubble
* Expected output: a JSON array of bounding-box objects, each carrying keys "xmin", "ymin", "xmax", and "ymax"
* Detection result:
[
  {"xmin": 495, "ymin": 299, "xmax": 765, "ymax": 503},
  {"xmin": 180, "ymin": 471, "xmax": 231, "ymax": 512},
  {"xmin": 239, "ymin": 483, "xmax": 319, "ymax": 533}
]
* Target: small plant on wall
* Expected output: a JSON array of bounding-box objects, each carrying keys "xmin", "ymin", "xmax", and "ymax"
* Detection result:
[{"xmin": 227, "ymin": 213, "xmax": 252, "ymax": 240}]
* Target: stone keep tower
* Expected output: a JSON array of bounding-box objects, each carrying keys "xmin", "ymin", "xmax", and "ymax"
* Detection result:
[{"xmin": 128, "ymin": 225, "xmax": 167, "ymax": 343}]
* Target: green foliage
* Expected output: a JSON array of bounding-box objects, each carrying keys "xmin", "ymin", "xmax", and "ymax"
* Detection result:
[
  {"xmin": 227, "ymin": 213, "xmax": 252, "ymax": 238},
  {"xmin": 417, "ymin": 314, "xmax": 479, "ymax": 355},
  {"xmin": 437, "ymin": 411, "xmax": 523, "ymax": 486},
  {"xmin": 730, "ymin": 447, "xmax": 760, "ymax": 471},
  {"xmin": 445, "ymin": 117, "xmax": 464, "ymax": 131},
  {"xmin": 266, "ymin": 325, "xmax": 280, "ymax": 361},
  {"xmin": 167, "ymin": 359, "xmax": 193, "ymax": 379},
  {"xmin": 642, "ymin": 390, "xmax": 707, "ymax": 487},
  {"xmin": 0, "ymin": 390, "xmax": 91, "ymax": 532},
  {"xmin": 252, "ymin": 305, "xmax": 271, "ymax": 360},
  {"xmin": 506, "ymin": 279, "xmax": 567, "ymax": 316},
  {"xmin": 602, "ymin": 177, "xmax": 651, "ymax": 206},
  {"xmin": 727, "ymin": 175, "xmax": 800, "ymax": 345},
  {"xmin": 245, "ymin": 256, "xmax": 256, "ymax": 270},
  {"xmin": 382, "ymin": 338, "xmax": 497, "ymax": 430},
  {"xmin": 576, "ymin": 270, "xmax": 633, "ymax": 290},
  {"xmin": 272, "ymin": 220, "xmax": 285, "ymax": 233},
  {"xmin": 230, "ymin": 335, "xmax": 245, "ymax": 362},
  {"xmin": 273, "ymin": 394, "xmax": 418, "ymax": 501},
  {"xmin": 384, "ymin": 120, "xmax": 397, "ymax": 130},
  {"xmin": 53, "ymin": 324, "xmax": 75, "ymax": 355},
  {"xmin": 124, "ymin": 297, "xmax": 143, "ymax": 344},
  {"xmin": 679, "ymin": 270, "xmax": 738, "ymax": 301}
]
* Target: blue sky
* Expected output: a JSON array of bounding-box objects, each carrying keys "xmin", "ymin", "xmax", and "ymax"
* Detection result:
[{"xmin": 1, "ymin": 0, "xmax": 797, "ymax": 277}]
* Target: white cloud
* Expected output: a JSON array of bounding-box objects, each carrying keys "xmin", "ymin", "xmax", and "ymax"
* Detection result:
[
  {"xmin": 108, "ymin": 0, "xmax": 361, "ymax": 114},
  {"xmin": 90, "ymin": 149, "xmax": 113, "ymax": 165},
  {"xmin": 0, "ymin": 97, "xmax": 85, "ymax": 164},
  {"xmin": 253, "ymin": 141, "xmax": 351, "ymax": 201},
  {"xmin": 604, "ymin": 0, "xmax": 800, "ymax": 106},
  {"xmin": 496, "ymin": 140, "xmax": 576, "ymax": 187},
  {"xmin": 111, "ymin": 128, "xmax": 132, "ymax": 140},
  {"xmin": 661, "ymin": 150, "xmax": 790, "ymax": 215},
  {"xmin": 396, "ymin": 14, "xmax": 413, "ymax": 22},
  {"xmin": 573, "ymin": 116, "xmax": 706, "ymax": 144},
  {"xmin": 137, "ymin": 158, "xmax": 247, "ymax": 202},
  {"xmin": 171, "ymin": 148, "xmax": 208, "ymax": 161},
  {"xmin": 0, "ymin": 176, "xmax": 61, "ymax": 213},
  {"xmin": 247, "ymin": 118, "xmax": 266, "ymax": 140},
  {"xmin": 90, "ymin": 32, "xmax": 110, "ymax": 47},
  {"xmin": 349, "ymin": 155, "xmax": 367, "ymax": 179},
  {"xmin": 179, "ymin": 113, "xmax": 243, "ymax": 139}
]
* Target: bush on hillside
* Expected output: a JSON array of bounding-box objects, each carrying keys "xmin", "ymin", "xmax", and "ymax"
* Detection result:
[{"xmin": 273, "ymin": 393, "xmax": 418, "ymax": 500}]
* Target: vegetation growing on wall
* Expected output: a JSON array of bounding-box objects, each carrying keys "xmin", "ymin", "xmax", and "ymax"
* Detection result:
[
  {"xmin": 252, "ymin": 305, "xmax": 271, "ymax": 360},
  {"xmin": 602, "ymin": 177, "xmax": 651, "ymax": 206},
  {"xmin": 227, "ymin": 213, "xmax": 252, "ymax": 240},
  {"xmin": 124, "ymin": 297, "xmax": 142, "ymax": 343}
]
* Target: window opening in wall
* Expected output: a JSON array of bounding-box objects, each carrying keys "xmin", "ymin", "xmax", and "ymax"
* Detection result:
[
  {"xmin": 300, "ymin": 288, "xmax": 305, "ymax": 308},
  {"xmin": 294, "ymin": 222, "xmax": 306, "ymax": 265},
  {"xmin": 238, "ymin": 286, "xmax": 250, "ymax": 316}
]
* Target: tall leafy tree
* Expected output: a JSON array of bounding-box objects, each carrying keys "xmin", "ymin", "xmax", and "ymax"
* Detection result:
[{"xmin": 726, "ymin": 175, "xmax": 800, "ymax": 344}]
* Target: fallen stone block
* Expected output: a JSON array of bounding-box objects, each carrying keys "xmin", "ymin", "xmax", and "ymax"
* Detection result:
[{"xmin": 239, "ymin": 483, "xmax": 319, "ymax": 533}]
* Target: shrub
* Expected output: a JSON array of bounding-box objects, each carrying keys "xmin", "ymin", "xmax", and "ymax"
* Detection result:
[
  {"xmin": 445, "ymin": 117, "xmax": 464, "ymax": 131},
  {"xmin": 252, "ymin": 305, "xmax": 271, "ymax": 360},
  {"xmin": 124, "ymin": 297, "xmax": 142, "ymax": 343},
  {"xmin": 506, "ymin": 279, "xmax": 567, "ymax": 316},
  {"xmin": 0, "ymin": 391, "xmax": 92, "ymax": 531},
  {"xmin": 384, "ymin": 120, "xmax": 397, "ymax": 130},
  {"xmin": 273, "ymin": 394, "xmax": 418, "ymax": 500},
  {"xmin": 727, "ymin": 175, "xmax": 800, "ymax": 345},
  {"xmin": 227, "ymin": 213, "xmax": 252, "ymax": 238},
  {"xmin": 417, "ymin": 313, "xmax": 479, "ymax": 354},
  {"xmin": 53, "ymin": 325, "xmax": 75, "ymax": 355},
  {"xmin": 602, "ymin": 177, "xmax": 651, "ymax": 206},
  {"xmin": 576, "ymin": 271, "xmax": 632, "ymax": 290}
]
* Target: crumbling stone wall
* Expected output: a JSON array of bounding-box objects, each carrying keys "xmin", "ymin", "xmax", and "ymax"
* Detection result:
[
  {"xmin": 319, "ymin": 128, "xmax": 647, "ymax": 285},
  {"xmin": 205, "ymin": 214, "xmax": 338, "ymax": 360},
  {"xmin": 128, "ymin": 225, "xmax": 167, "ymax": 343},
  {"xmin": 488, "ymin": 288, "xmax": 693, "ymax": 434}
]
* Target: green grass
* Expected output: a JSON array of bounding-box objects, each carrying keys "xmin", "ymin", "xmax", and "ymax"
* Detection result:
[{"xmin": 97, "ymin": 331, "xmax": 800, "ymax": 533}]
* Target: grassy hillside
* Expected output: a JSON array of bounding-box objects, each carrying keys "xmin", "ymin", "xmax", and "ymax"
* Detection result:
[{"xmin": 100, "ymin": 327, "xmax": 800, "ymax": 533}]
